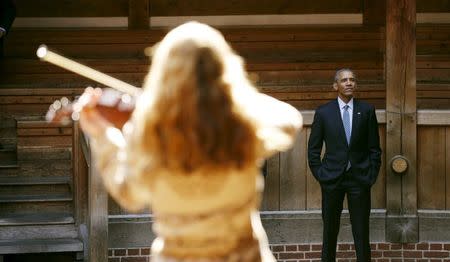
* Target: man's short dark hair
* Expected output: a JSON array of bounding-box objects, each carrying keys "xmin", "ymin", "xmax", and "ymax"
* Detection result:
[{"xmin": 334, "ymin": 68, "xmax": 356, "ymax": 83}]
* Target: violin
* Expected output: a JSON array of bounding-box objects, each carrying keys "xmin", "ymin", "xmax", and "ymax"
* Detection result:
[
  {"xmin": 46, "ymin": 87, "xmax": 137, "ymax": 129},
  {"xmin": 37, "ymin": 45, "xmax": 142, "ymax": 129}
]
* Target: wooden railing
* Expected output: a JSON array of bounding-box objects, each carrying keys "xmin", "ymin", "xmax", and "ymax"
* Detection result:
[{"xmin": 73, "ymin": 122, "xmax": 108, "ymax": 262}]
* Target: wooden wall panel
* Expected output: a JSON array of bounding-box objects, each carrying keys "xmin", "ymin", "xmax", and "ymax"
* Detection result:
[
  {"xmin": 266, "ymin": 123, "xmax": 387, "ymax": 211},
  {"xmin": 371, "ymin": 125, "xmax": 386, "ymax": 209},
  {"xmin": 306, "ymin": 128, "xmax": 322, "ymax": 210},
  {"xmin": 417, "ymin": 0, "xmax": 450, "ymax": 12},
  {"xmin": 149, "ymin": 0, "xmax": 361, "ymax": 16},
  {"xmin": 16, "ymin": 0, "xmax": 128, "ymax": 17},
  {"xmin": 418, "ymin": 127, "xmax": 446, "ymax": 209},
  {"xmin": 14, "ymin": 0, "xmax": 450, "ymax": 18},
  {"xmin": 279, "ymin": 129, "xmax": 307, "ymax": 210},
  {"xmin": 262, "ymin": 154, "xmax": 280, "ymax": 211}
]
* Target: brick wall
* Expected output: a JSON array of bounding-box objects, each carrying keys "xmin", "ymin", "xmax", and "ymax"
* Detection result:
[
  {"xmin": 109, "ymin": 242, "xmax": 450, "ymax": 262},
  {"xmin": 109, "ymin": 247, "xmax": 150, "ymax": 262}
]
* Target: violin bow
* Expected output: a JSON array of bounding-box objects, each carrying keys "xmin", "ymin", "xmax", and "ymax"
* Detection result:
[{"xmin": 36, "ymin": 44, "xmax": 142, "ymax": 97}]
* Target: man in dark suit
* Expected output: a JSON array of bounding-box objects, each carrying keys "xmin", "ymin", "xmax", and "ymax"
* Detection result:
[{"xmin": 308, "ymin": 69, "xmax": 381, "ymax": 261}]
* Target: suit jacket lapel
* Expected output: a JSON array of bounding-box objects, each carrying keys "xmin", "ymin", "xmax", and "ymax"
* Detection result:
[{"xmin": 333, "ymin": 100, "xmax": 348, "ymax": 147}]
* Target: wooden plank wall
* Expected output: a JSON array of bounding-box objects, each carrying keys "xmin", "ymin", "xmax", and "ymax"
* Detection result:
[
  {"xmin": 262, "ymin": 116, "xmax": 450, "ymax": 212},
  {"xmin": 2, "ymin": 25, "xmax": 448, "ymax": 110},
  {"xmin": 262, "ymin": 121, "xmax": 387, "ymax": 211},
  {"xmin": 2, "ymin": 26, "xmax": 386, "ymax": 111},
  {"xmin": 418, "ymin": 126, "xmax": 450, "ymax": 210},
  {"xmin": 13, "ymin": 0, "xmax": 449, "ymax": 17},
  {"xmin": 417, "ymin": 25, "xmax": 450, "ymax": 109}
]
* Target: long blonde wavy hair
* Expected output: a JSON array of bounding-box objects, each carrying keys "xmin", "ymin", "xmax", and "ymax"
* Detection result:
[{"xmin": 131, "ymin": 22, "xmax": 260, "ymax": 173}]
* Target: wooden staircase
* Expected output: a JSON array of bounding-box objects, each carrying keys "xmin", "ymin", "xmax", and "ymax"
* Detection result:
[{"xmin": 0, "ymin": 116, "xmax": 83, "ymax": 256}]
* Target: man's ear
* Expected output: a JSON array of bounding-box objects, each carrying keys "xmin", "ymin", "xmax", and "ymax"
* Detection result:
[{"xmin": 333, "ymin": 83, "xmax": 338, "ymax": 91}]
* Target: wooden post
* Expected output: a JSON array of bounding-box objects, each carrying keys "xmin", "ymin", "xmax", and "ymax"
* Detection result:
[
  {"xmin": 73, "ymin": 122, "xmax": 89, "ymax": 226},
  {"xmin": 363, "ymin": 0, "xmax": 386, "ymax": 26},
  {"xmin": 128, "ymin": 0, "xmax": 149, "ymax": 29},
  {"xmin": 385, "ymin": 0, "xmax": 417, "ymax": 243},
  {"xmin": 88, "ymin": 145, "xmax": 109, "ymax": 261},
  {"xmin": 72, "ymin": 122, "xmax": 89, "ymax": 259}
]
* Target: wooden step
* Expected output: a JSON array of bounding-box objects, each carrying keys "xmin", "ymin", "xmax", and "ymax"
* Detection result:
[
  {"xmin": 17, "ymin": 146, "xmax": 71, "ymax": 160},
  {"xmin": 1, "ymin": 201, "xmax": 73, "ymax": 216},
  {"xmin": 0, "ymin": 212, "xmax": 74, "ymax": 226},
  {"xmin": 0, "ymin": 175, "xmax": 69, "ymax": 185},
  {"xmin": 0, "ymin": 126, "xmax": 16, "ymax": 148},
  {"xmin": 0, "ymin": 223, "xmax": 79, "ymax": 240},
  {"xmin": 0, "ymin": 117, "xmax": 15, "ymax": 128},
  {"xmin": 0, "ymin": 159, "xmax": 71, "ymax": 177},
  {"xmin": 0, "ymin": 162, "xmax": 19, "ymax": 169},
  {"xmin": 0, "ymin": 193, "xmax": 72, "ymax": 203},
  {"xmin": 16, "ymin": 119, "xmax": 73, "ymax": 148},
  {"xmin": 0, "ymin": 184, "xmax": 71, "ymax": 196},
  {"xmin": 0, "ymin": 147, "xmax": 17, "ymax": 163},
  {"xmin": 0, "ymin": 88, "xmax": 83, "ymax": 116},
  {"xmin": 0, "ymin": 175, "xmax": 71, "ymax": 197},
  {"xmin": 0, "ymin": 238, "xmax": 83, "ymax": 254}
]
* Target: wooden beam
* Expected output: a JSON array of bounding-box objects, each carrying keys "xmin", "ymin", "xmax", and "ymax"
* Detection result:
[
  {"xmin": 417, "ymin": 110, "xmax": 450, "ymax": 125},
  {"xmin": 385, "ymin": 0, "xmax": 417, "ymax": 243},
  {"xmin": 88, "ymin": 146, "xmax": 109, "ymax": 261},
  {"xmin": 73, "ymin": 122, "xmax": 89, "ymax": 259},
  {"xmin": 128, "ymin": 0, "xmax": 149, "ymax": 29}
]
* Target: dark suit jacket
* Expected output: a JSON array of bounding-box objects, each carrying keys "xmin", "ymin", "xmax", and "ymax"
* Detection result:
[
  {"xmin": 0, "ymin": 0, "xmax": 16, "ymax": 33},
  {"xmin": 308, "ymin": 99, "xmax": 381, "ymax": 187},
  {"xmin": 0, "ymin": 0, "xmax": 15, "ymax": 57}
]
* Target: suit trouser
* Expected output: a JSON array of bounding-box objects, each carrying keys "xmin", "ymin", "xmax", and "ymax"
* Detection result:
[{"xmin": 320, "ymin": 169, "xmax": 371, "ymax": 262}]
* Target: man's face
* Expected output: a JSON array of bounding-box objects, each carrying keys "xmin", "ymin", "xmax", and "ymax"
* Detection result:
[{"xmin": 333, "ymin": 70, "xmax": 356, "ymax": 102}]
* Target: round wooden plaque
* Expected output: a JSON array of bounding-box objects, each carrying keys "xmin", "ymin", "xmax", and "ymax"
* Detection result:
[{"xmin": 391, "ymin": 155, "xmax": 408, "ymax": 174}]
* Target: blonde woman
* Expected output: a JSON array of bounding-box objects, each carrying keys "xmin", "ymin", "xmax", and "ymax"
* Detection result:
[{"xmin": 79, "ymin": 22, "xmax": 302, "ymax": 262}]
